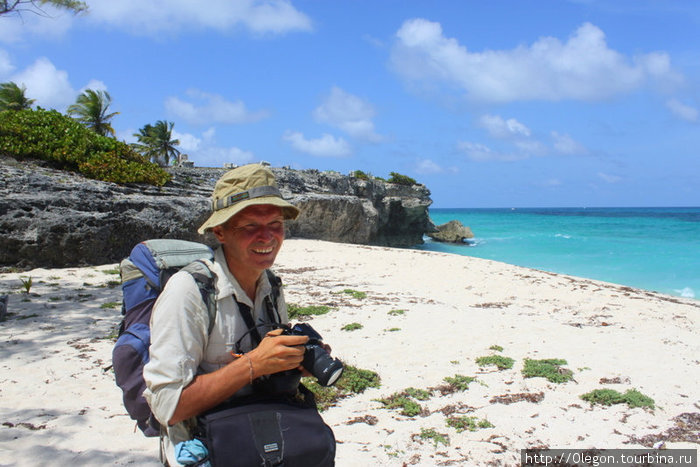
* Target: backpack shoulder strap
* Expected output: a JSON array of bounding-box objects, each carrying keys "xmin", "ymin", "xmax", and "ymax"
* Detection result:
[{"xmin": 181, "ymin": 260, "xmax": 217, "ymax": 335}]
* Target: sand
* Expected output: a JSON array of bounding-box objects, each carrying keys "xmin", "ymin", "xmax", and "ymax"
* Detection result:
[{"xmin": 0, "ymin": 239, "xmax": 698, "ymax": 466}]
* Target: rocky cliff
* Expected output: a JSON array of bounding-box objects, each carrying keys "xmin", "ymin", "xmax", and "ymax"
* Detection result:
[{"xmin": 0, "ymin": 157, "xmax": 433, "ymax": 268}]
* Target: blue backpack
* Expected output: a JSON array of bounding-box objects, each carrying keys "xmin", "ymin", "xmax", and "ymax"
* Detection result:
[{"xmin": 112, "ymin": 239, "xmax": 217, "ymax": 437}]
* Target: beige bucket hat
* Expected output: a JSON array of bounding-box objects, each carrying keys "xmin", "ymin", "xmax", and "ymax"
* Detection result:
[{"xmin": 197, "ymin": 164, "xmax": 300, "ymax": 234}]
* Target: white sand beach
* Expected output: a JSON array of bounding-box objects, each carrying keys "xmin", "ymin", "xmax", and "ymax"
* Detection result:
[{"xmin": 0, "ymin": 238, "xmax": 698, "ymax": 466}]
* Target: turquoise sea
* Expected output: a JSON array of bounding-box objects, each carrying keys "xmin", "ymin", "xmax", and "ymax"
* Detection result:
[{"xmin": 416, "ymin": 207, "xmax": 700, "ymax": 299}]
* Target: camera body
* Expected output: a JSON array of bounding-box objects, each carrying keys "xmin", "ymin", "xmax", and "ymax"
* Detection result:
[
  {"xmin": 282, "ymin": 323, "xmax": 344, "ymax": 387},
  {"xmin": 254, "ymin": 323, "xmax": 344, "ymax": 395}
]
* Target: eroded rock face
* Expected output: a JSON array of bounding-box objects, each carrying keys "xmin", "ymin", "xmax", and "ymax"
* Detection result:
[
  {"xmin": 0, "ymin": 158, "xmax": 433, "ymax": 268},
  {"xmin": 427, "ymin": 219, "xmax": 474, "ymax": 243}
]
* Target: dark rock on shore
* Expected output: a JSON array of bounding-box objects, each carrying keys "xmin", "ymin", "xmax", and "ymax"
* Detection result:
[
  {"xmin": 427, "ymin": 219, "xmax": 474, "ymax": 243},
  {"xmin": 0, "ymin": 157, "xmax": 433, "ymax": 268}
]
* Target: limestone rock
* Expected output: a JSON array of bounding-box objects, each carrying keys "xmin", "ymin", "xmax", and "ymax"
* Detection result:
[
  {"xmin": 427, "ymin": 219, "xmax": 474, "ymax": 243},
  {"xmin": 0, "ymin": 157, "xmax": 433, "ymax": 268}
]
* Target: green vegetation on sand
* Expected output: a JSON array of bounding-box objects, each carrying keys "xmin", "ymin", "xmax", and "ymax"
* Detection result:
[
  {"xmin": 303, "ymin": 364, "xmax": 380, "ymax": 411},
  {"xmin": 581, "ymin": 388, "xmax": 655, "ymax": 409},
  {"xmin": 522, "ymin": 358, "xmax": 574, "ymax": 383}
]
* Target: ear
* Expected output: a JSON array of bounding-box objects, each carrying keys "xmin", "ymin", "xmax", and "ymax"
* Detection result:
[{"xmin": 212, "ymin": 225, "xmax": 225, "ymax": 242}]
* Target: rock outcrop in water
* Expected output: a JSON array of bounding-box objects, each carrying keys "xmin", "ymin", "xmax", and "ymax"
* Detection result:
[
  {"xmin": 427, "ymin": 220, "xmax": 474, "ymax": 243},
  {"xmin": 0, "ymin": 157, "xmax": 433, "ymax": 268}
]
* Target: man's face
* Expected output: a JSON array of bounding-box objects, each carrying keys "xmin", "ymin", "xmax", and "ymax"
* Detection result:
[{"xmin": 212, "ymin": 204, "xmax": 285, "ymax": 278}]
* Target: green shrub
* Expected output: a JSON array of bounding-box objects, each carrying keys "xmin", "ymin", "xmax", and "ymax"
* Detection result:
[
  {"xmin": 351, "ymin": 170, "xmax": 370, "ymax": 180},
  {"xmin": 405, "ymin": 387, "xmax": 432, "ymax": 400},
  {"xmin": 443, "ymin": 374, "xmax": 476, "ymax": 391},
  {"xmin": 0, "ymin": 108, "xmax": 170, "ymax": 185},
  {"xmin": 387, "ymin": 309, "xmax": 406, "ymax": 316},
  {"xmin": 20, "ymin": 276, "xmax": 33, "ymax": 294},
  {"xmin": 476, "ymin": 355, "xmax": 515, "ymax": 370},
  {"xmin": 418, "ymin": 428, "xmax": 450, "ymax": 447},
  {"xmin": 581, "ymin": 388, "xmax": 655, "ymax": 409},
  {"xmin": 489, "ymin": 345, "xmax": 504, "ymax": 352},
  {"xmin": 376, "ymin": 393, "xmax": 423, "ymax": 417},
  {"xmin": 303, "ymin": 364, "xmax": 380, "ymax": 411},
  {"xmin": 336, "ymin": 365, "xmax": 381, "ymax": 394},
  {"xmin": 446, "ymin": 416, "xmax": 494, "ymax": 432},
  {"xmin": 287, "ymin": 304, "xmax": 331, "ymax": 319},
  {"xmin": 341, "ymin": 322, "xmax": 363, "ymax": 331},
  {"xmin": 522, "ymin": 358, "xmax": 573, "ymax": 383},
  {"xmin": 387, "ymin": 172, "xmax": 417, "ymax": 186},
  {"xmin": 339, "ymin": 289, "xmax": 367, "ymax": 299}
]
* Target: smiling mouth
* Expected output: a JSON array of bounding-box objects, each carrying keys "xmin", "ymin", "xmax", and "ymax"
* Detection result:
[{"xmin": 252, "ymin": 247, "xmax": 274, "ymax": 254}]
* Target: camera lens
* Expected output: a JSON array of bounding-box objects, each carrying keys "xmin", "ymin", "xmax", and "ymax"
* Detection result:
[{"xmin": 303, "ymin": 345, "xmax": 344, "ymax": 387}]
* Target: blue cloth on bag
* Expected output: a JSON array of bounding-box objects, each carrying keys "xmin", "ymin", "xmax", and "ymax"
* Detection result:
[{"xmin": 175, "ymin": 439, "xmax": 210, "ymax": 466}]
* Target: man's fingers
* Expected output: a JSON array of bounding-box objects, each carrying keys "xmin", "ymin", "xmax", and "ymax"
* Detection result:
[{"xmin": 271, "ymin": 334, "xmax": 309, "ymax": 346}]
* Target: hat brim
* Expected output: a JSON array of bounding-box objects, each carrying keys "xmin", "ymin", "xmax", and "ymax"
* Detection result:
[{"xmin": 197, "ymin": 196, "xmax": 300, "ymax": 235}]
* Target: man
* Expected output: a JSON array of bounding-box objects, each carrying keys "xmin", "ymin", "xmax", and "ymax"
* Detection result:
[{"xmin": 144, "ymin": 164, "xmax": 309, "ymax": 466}]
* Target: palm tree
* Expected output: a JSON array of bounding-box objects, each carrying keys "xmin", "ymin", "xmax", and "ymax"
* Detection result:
[
  {"xmin": 132, "ymin": 120, "xmax": 181, "ymax": 166},
  {"xmin": 1, "ymin": 0, "xmax": 87, "ymax": 17},
  {"xmin": 0, "ymin": 81, "xmax": 35, "ymax": 111},
  {"xmin": 67, "ymin": 89, "xmax": 119, "ymax": 137}
]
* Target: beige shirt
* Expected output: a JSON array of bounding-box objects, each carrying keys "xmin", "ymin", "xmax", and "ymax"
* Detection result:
[{"xmin": 143, "ymin": 246, "xmax": 289, "ymax": 463}]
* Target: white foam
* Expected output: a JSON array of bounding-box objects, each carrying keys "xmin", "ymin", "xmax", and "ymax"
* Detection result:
[{"xmin": 674, "ymin": 287, "xmax": 695, "ymax": 298}]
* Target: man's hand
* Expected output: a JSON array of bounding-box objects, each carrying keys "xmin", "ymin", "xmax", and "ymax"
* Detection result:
[{"xmin": 247, "ymin": 328, "xmax": 308, "ymax": 378}]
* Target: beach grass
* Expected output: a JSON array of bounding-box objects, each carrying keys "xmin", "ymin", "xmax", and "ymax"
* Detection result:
[
  {"xmin": 341, "ymin": 322, "xmax": 363, "ymax": 331},
  {"xmin": 522, "ymin": 358, "xmax": 573, "ymax": 383},
  {"xmin": 417, "ymin": 428, "xmax": 450, "ymax": 447},
  {"xmin": 580, "ymin": 388, "xmax": 655, "ymax": 409},
  {"xmin": 446, "ymin": 415, "xmax": 494, "ymax": 432},
  {"xmin": 287, "ymin": 304, "xmax": 332, "ymax": 319},
  {"xmin": 476, "ymin": 355, "xmax": 515, "ymax": 370},
  {"xmin": 303, "ymin": 364, "xmax": 380, "ymax": 411}
]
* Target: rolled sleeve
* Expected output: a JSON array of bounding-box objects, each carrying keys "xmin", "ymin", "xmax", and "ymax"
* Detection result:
[{"xmin": 143, "ymin": 271, "xmax": 209, "ymax": 427}]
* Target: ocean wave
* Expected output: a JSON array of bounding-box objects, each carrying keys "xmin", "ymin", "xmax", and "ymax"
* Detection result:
[
  {"xmin": 554, "ymin": 233, "xmax": 572, "ymax": 239},
  {"xmin": 674, "ymin": 287, "xmax": 695, "ymax": 299}
]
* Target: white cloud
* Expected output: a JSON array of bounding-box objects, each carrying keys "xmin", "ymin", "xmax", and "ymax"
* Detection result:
[
  {"xmin": 415, "ymin": 159, "xmax": 443, "ymax": 174},
  {"xmin": 117, "ymin": 128, "xmax": 137, "ymax": 145},
  {"xmin": 198, "ymin": 146, "xmax": 255, "ymax": 166},
  {"xmin": 470, "ymin": 114, "xmax": 588, "ymax": 161},
  {"xmin": 80, "ymin": 79, "xmax": 108, "ymax": 93},
  {"xmin": 86, "ymin": 0, "xmax": 312, "ymax": 36},
  {"xmin": 313, "ymin": 87, "xmax": 383, "ymax": 142},
  {"xmin": 0, "ymin": 53, "xmax": 107, "ymax": 110},
  {"xmin": 457, "ymin": 141, "xmax": 525, "ymax": 162},
  {"xmin": 0, "ymin": 7, "xmax": 73, "ymax": 43},
  {"xmin": 165, "ymin": 89, "xmax": 268, "ymax": 126},
  {"xmin": 0, "ymin": 49, "xmax": 15, "ymax": 76},
  {"xmin": 479, "ymin": 114, "xmax": 531, "ymax": 139},
  {"xmin": 542, "ymin": 178, "xmax": 563, "ymax": 187},
  {"xmin": 551, "ymin": 131, "xmax": 588, "ymax": 155},
  {"xmin": 391, "ymin": 20, "xmax": 680, "ymax": 102},
  {"xmin": 598, "ymin": 172, "xmax": 622, "ymax": 183},
  {"xmin": 167, "ymin": 127, "xmax": 253, "ymax": 166},
  {"xmin": 172, "ymin": 130, "xmax": 202, "ymax": 153},
  {"xmin": 283, "ymin": 131, "xmax": 352, "ymax": 157},
  {"xmin": 666, "ymin": 98, "xmax": 698, "ymax": 123},
  {"xmin": 11, "ymin": 57, "xmax": 75, "ymax": 110},
  {"xmin": 514, "ymin": 139, "xmax": 548, "ymax": 157},
  {"xmin": 202, "ymin": 127, "xmax": 217, "ymax": 142}
]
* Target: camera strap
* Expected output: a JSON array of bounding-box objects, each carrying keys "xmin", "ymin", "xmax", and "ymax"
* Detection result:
[{"xmin": 233, "ymin": 269, "xmax": 284, "ymax": 354}]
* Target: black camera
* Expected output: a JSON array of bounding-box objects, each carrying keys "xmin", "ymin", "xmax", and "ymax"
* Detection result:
[
  {"xmin": 282, "ymin": 323, "xmax": 344, "ymax": 387},
  {"xmin": 253, "ymin": 323, "xmax": 344, "ymax": 395}
]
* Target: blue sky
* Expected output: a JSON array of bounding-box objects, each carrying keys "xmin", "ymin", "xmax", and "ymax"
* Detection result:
[{"xmin": 2, "ymin": 0, "xmax": 699, "ymax": 208}]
